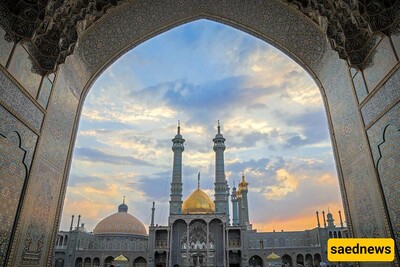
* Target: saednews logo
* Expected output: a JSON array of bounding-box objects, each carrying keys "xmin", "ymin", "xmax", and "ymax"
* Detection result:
[{"xmin": 328, "ymin": 238, "xmax": 394, "ymax": 262}]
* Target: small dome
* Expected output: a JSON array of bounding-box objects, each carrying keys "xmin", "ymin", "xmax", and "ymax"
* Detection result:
[
  {"xmin": 182, "ymin": 189, "xmax": 215, "ymax": 214},
  {"xmin": 118, "ymin": 203, "xmax": 128, "ymax": 212},
  {"xmin": 266, "ymin": 252, "xmax": 280, "ymax": 260},
  {"xmin": 93, "ymin": 202, "xmax": 147, "ymax": 236}
]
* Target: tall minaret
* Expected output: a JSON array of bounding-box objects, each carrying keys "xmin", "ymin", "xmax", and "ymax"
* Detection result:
[
  {"xmin": 238, "ymin": 173, "xmax": 250, "ymax": 227},
  {"xmin": 231, "ymin": 182, "xmax": 239, "ymax": 226},
  {"xmin": 169, "ymin": 121, "xmax": 185, "ymax": 214},
  {"xmin": 213, "ymin": 121, "xmax": 228, "ymax": 214}
]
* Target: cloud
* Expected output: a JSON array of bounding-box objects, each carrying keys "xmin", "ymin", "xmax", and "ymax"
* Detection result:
[{"xmin": 74, "ymin": 147, "xmax": 153, "ymax": 166}]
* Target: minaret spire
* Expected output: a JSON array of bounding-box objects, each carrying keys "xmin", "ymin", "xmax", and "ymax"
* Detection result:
[
  {"xmin": 169, "ymin": 121, "xmax": 185, "ymax": 214},
  {"xmin": 123, "ymin": 196, "xmax": 125, "ymax": 204},
  {"xmin": 150, "ymin": 202, "xmax": 155, "ymax": 227},
  {"xmin": 198, "ymin": 172, "xmax": 200, "ymax": 189},
  {"xmin": 238, "ymin": 172, "xmax": 250, "ymax": 228},
  {"xmin": 213, "ymin": 121, "xmax": 228, "ymax": 217},
  {"xmin": 231, "ymin": 182, "xmax": 239, "ymax": 225}
]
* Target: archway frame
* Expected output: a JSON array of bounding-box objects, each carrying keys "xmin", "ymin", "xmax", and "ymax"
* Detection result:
[{"xmin": 0, "ymin": 1, "xmax": 397, "ymax": 266}]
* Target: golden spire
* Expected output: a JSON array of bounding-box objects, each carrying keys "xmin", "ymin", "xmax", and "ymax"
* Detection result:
[{"xmin": 239, "ymin": 171, "xmax": 248, "ymax": 190}]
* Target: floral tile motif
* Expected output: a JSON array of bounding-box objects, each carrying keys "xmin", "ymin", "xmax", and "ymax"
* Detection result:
[
  {"xmin": 361, "ymin": 68, "xmax": 400, "ymax": 127},
  {"xmin": 0, "ymin": 69, "xmax": 44, "ymax": 132},
  {"xmin": 0, "ymin": 131, "xmax": 27, "ymax": 267}
]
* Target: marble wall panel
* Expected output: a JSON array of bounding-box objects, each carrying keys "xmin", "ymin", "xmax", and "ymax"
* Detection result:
[
  {"xmin": 361, "ymin": 67, "xmax": 400, "ymax": 127},
  {"xmin": 0, "ymin": 27, "xmax": 13, "ymax": 67},
  {"xmin": 0, "ymin": 106, "xmax": 38, "ymax": 267},
  {"xmin": 7, "ymin": 44, "xmax": 42, "ymax": 99},
  {"xmin": 0, "ymin": 68, "xmax": 44, "ymax": 133},
  {"xmin": 363, "ymin": 38, "xmax": 397, "ymax": 93}
]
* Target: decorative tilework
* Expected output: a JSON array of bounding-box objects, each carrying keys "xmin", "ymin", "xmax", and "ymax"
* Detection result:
[
  {"xmin": 0, "ymin": 106, "xmax": 38, "ymax": 266},
  {"xmin": 39, "ymin": 69, "xmax": 79, "ymax": 171},
  {"xmin": 0, "ymin": 131, "xmax": 27, "ymax": 267},
  {"xmin": 363, "ymin": 38, "xmax": 397, "ymax": 93},
  {"xmin": 349, "ymin": 67, "xmax": 358, "ymax": 78},
  {"xmin": 377, "ymin": 124, "xmax": 400, "ymax": 257},
  {"xmin": 318, "ymin": 53, "xmax": 389, "ymax": 241},
  {"xmin": 17, "ymin": 160, "xmax": 60, "ymax": 266},
  {"xmin": 367, "ymin": 103, "xmax": 400, "ymax": 165},
  {"xmin": 391, "ymin": 34, "xmax": 400, "ymax": 59},
  {"xmin": 366, "ymin": 103, "xmax": 400, "ymax": 262},
  {"xmin": 352, "ymin": 71, "xmax": 368, "ymax": 104},
  {"xmin": 0, "ymin": 2, "xmax": 398, "ymax": 266},
  {"xmin": 0, "ymin": 105, "xmax": 38, "ymax": 169},
  {"xmin": 345, "ymin": 155, "xmax": 381, "ymax": 238},
  {"xmin": 37, "ymin": 77, "xmax": 53, "ymax": 109},
  {"xmin": 7, "ymin": 44, "xmax": 42, "ymax": 99},
  {"xmin": 361, "ymin": 67, "xmax": 400, "ymax": 127},
  {"xmin": 0, "ymin": 28, "xmax": 13, "ymax": 67},
  {"xmin": 76, "ymin": 0, "xmax": 326, "ymax": 91},
  {"xmin": 0, "ymin": 68, "xmax": 44, "ymax": 133}
]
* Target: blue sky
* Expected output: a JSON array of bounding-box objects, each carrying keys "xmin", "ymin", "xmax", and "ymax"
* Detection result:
[{"xmin": 60, "ymin": 19, "xmax": 344, "ymax": 232}]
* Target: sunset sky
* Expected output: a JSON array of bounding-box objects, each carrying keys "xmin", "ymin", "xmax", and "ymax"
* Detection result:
[{"xmin": 60, "ymin": 19, "xmax": 344, "ymax": 232}]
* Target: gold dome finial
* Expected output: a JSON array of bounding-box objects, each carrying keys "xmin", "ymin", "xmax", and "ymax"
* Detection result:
[{"xmin": 182, "ymin": 173, "xmax": 215, "ymax": 214}]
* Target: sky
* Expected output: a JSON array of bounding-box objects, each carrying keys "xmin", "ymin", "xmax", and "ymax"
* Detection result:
[{"xmin": 60, "ymin": 19, "xmax": 344, "ymax": 233}]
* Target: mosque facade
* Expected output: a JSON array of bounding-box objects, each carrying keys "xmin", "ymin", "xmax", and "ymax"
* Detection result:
[{"xmin": 54, "ymin": 124, "xmax": 348, "ymax": 267}]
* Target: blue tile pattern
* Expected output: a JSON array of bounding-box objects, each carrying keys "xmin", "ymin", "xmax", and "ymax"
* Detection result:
[
  {"xmin": 361, "ymin": 68, "xmax": 400, "ymax": 127},
  {"xmin": 0, "ymin": 69, "xmax": 44, "ymax": 132}
]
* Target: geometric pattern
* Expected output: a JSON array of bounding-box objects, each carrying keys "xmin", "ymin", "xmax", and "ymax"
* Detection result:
[
  {"xmin": 377, "ymin": 124, "xmax": 400, "ymax": 257},
  {"xmin": 0, "ymin": 131, "xmax": 27, "ymax": 267}
]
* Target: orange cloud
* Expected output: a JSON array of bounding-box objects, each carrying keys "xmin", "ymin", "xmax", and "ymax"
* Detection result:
[
  {"xmin": 264, "ymin": 169, "xmax": 299, "ymax": 200},
  {"xmin": 252, "ymin": 202, "xmax": 345, "ymax": 232}
]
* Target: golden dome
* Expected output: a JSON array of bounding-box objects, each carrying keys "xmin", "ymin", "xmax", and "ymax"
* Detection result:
[
  {"xmin": 114, "ymin": 255, "xmax": 129, "ymax": 262},
  {"xmin": 266, "ymin": 252, "xmax": 280, "ymax": 260},
  {"xmin": 182, "ymin": 189, "xmax": 215, "ymax": 214},
  {"xmin": 93, "ymin": 201, "xmax": 147, "ymax": 236}
]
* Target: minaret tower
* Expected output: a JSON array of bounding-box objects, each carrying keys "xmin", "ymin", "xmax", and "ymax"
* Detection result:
[
  {"xmin": 238, "ymin": 172, "xmax": 250, "ymax": 228},
  {"xmin": 169, "ymin": 121, "xmax": 185, "ymax": 214},
  {"xmin": 213, "ymin": 121, "xmax": 228, "ymax": 214},
  {"xmin": 231, "ymin": 181, "xmax": 239, "ymax": 226}
]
